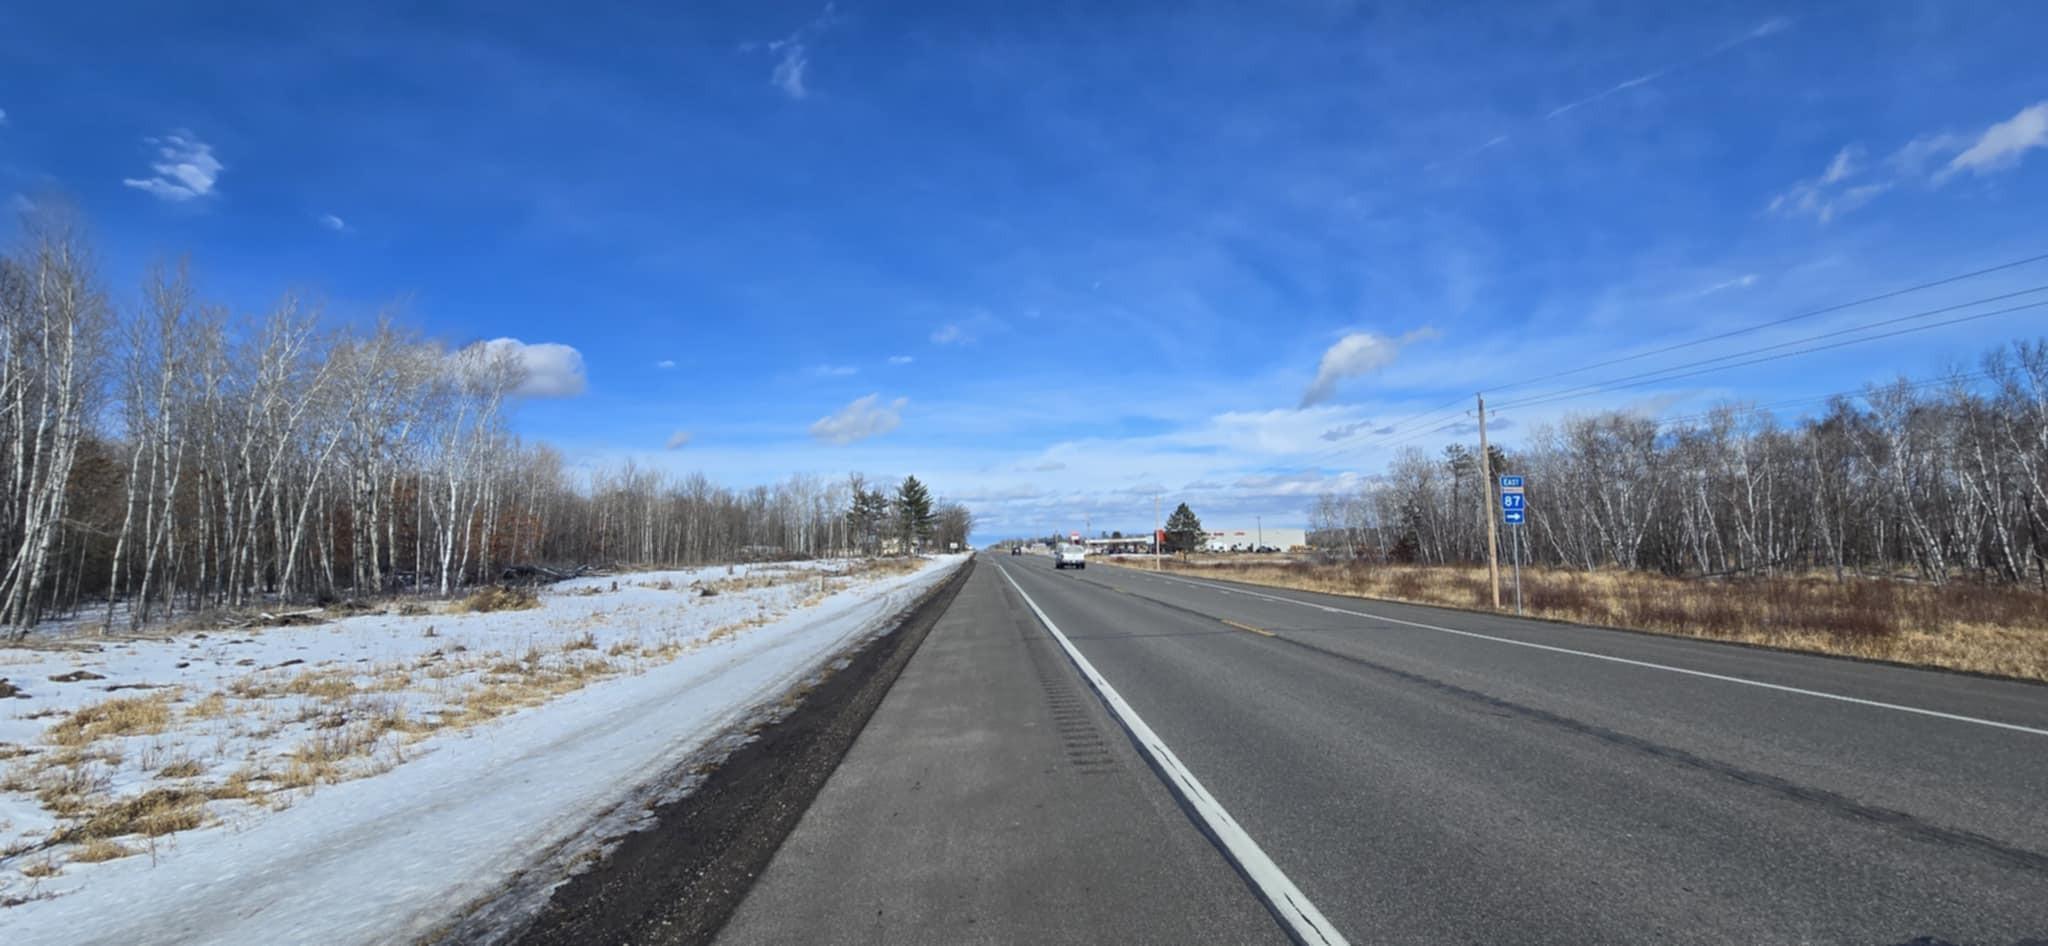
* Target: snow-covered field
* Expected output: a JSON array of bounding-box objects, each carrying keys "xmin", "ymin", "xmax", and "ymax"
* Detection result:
[{"xmin": 0, "ymin": 554, "xmax": 965, "ymax": 945}]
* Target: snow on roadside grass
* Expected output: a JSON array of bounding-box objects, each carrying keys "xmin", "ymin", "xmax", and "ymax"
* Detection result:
[{"xmin": 0, "ymin": 555, "xmax": 951, "ymax": 914}]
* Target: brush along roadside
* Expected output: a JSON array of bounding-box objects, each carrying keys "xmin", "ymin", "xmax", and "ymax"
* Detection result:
[{"xmin": 1152, "ymin": 559, "xmax": 2048, "ymax": 683}]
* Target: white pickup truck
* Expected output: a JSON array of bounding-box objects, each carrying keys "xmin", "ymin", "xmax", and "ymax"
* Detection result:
[{"xmin": 1053, "ymin": 543, "xmax": 1088, "ymax": 570}]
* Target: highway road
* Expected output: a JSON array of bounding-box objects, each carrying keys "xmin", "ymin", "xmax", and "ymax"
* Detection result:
[{"xmin": 719, "ymin": 555, "xmax": 2048, "ymax": 945}]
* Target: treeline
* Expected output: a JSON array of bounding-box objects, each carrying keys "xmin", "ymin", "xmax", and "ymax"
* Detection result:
[
  {"xmin": 1310, "ymin": 338, "xmax": 2048, "ymax": 585},
  {"xmin": 0, "ymin": 213, "xmax": 969, "ymax": 636}
]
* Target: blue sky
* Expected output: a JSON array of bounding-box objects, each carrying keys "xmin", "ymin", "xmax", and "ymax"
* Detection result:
[{"xmin": 4, "ymin": 1, "xmax": 2047, "ymax": 542}]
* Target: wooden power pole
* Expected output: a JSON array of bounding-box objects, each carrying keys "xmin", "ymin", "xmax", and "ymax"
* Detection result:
[{"xmin": 1477, "ymin": 393, "xmax": 1501, "ymax": 609}]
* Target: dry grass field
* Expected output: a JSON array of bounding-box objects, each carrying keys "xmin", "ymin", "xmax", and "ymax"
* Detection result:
[{"xmin": 1156, "ymin": 558, "xmax": 2048, "ymax": 682}]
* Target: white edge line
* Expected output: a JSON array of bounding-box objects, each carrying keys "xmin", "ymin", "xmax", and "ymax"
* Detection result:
[
  {"xmin": 995, "ymin": 563, "xmax": 1350, "ymax": 946},
  {"xmin": 1139, "ymin": 569, "xmax": 2048, "ymax": 739}
]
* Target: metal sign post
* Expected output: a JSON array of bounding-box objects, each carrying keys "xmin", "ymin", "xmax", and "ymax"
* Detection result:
[
  {"xmin": 1499, "ymin": 476, "xmax": 1526, "ymax": 616},
  {"xmin": 1513, "ymin": 520, "xmax": 1523, "ymax": 616}
]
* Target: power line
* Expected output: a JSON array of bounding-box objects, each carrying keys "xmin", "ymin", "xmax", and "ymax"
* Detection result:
[
  {"xmin": 1482, "ymin": 250, "xmax": 2048, "ymax": 396},
  {"xmin": 1491, "ymin": 289, "xmax": 2048, "ymax": 412},
  {"xmin": 1648, "ymin": 370, "xmax": 1997, "ymax": 428},
  {"xmin": 1299, "ymin": 394, "xmax": 1472, "ymax": 464},
  {"xmin": 1310, "ymin": 250, "xmax": 2048, "ymax": 464},
  {"xmin": 1307, "ymin": 251, "xmax": 2048, "ymax": 463}
]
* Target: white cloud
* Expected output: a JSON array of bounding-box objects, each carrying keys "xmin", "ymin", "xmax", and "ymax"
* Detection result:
[
  {"xmin": 1700, "ymin": 273, "xmax": 1759, "ymax": 296},
  {"xmin": 1769, "ymin": 146, "xmax": 1893, "ymax": 222},
  {"xmin": 887, "ymin": 355, "xmax": 915, "ymax": 365},
  {"xmin": 319, "ymin": 214, "xmax": 348, "ymax": 232},
  {"xmin": 1300, "ymin": 328, "xmax": 1435, "ymax": 407},
  {"xmin": 772, "ymin": 45, "xmax": 812, "ymax": 99},
  {"xmin": 813, "ymin": 363, "xmax": 858, "ymax": 377},
  {"xmin": 1546, "ymin": 18, "xmax": 1789, "ymax": 122},
  {"xmin": 1546, "ymin": 69, "xmax": 1668, "ymax": 120},
  {"xmin": 929, "ymin": 309, "xmax": 1005, "ymax": 346},
  {"xmin": 1774, "ymin": 100, "xmax": 2048, "ymax": 221},
  {"xmin": 750, "ymin": 4, "xmax": 838, "ymax": 100},
  {"xmin": 0, "ymin": 108, "xmax": 8, "ymax": 126},
  {"xmin": 122, "ymin": 131, "xmax": 222, "ymax": 202},
  {"xmin": 1318, "ymin": 419, "xmax": 1381, "ymax": 442},
  {"xmin": 655, "ymin": 359, "xmax": 676, "ymax": 369},
  {"xmin": 1944, "ymin": 101, "xmax": 2048, "ymax": 178},
  {"xmin": 474, "ymin": 338, "xmax": 588, "ymax": 398},
  {"xmin": 1820, "ymin": 145, "xmax": 1860, "ymax": 185},
  {"xmin": 809, "ymin": 393, "xmax": 906, "ymax": 445},
  {"xmin": 665, "ymin": 430, "xmax": 692, "ymax": 450}
]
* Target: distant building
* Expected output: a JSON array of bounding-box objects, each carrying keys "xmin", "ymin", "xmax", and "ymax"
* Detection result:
[{"xmin": 1202, "ymin": 527, "xmax": 1307, "ymax": 552}]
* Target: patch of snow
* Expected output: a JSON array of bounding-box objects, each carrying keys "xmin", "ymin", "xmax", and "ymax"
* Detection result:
[{"xmin": 0, "ymin": 555, "xmax": 965, "ymax": 943}]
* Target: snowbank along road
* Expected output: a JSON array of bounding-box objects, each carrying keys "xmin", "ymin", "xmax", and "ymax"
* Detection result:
[{"xmin": 0, "ymin": 555, "xmax": 966, "ymax": 946}]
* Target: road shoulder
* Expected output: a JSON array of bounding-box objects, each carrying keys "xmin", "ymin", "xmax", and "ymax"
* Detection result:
[{"xmin": 714, "ymin": 561, "xmax": 1284, "ymax": 946}]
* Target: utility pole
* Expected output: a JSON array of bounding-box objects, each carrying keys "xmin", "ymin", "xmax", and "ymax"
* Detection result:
[
  {"xmin": 1477, "ymin": 393, "xmax": 1501, "ymax": 609},
  {"xmin": 1257, "ymin": 515, "xmax": 1262, "ymax": 550},
  {"xmin": 1154, "ymin": 493, "xmax": 1162, "ymax": 571}
]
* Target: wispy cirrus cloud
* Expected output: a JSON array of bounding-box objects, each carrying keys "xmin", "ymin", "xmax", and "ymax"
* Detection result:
[
  {"xmin": 931, "ymin": 309, "xmax": 1003, "ymax": 346},
  {"xmin": 1440, "ymin": 18, "xmax": 1792, "ymax": 169},
  {"xmin": 1771, "ymin": 99, "xmax": 2048, "ymax": 222},
  {"xmin": 1545, "ymin": 18, "xmax": 1791, "ymax": 121},
  {"xmin": 809, "ymin": 393, "xmax": 906, "ymax": 445},
  {"xmin": 122, "ymin": 131, "xmax": 222, "ymax": 202},
  {"xmin": 813, "ymin": 363, "xmax": 858, "ymax": 377},
  {"xmin": 1699, "ymin": 273, "xmax": 1759, "ymax": 296},
  {"xmin": 887, "ymin": 354, "xmax": 915, "ymax": 366},
  {"xmin": 1768, "ymin": 145, "xmax": 1889, "ymax": 222},
  {"xmin": 664, "ymin": 430, "xmax": 692, "ymax": 450},
  {"xmin": 745, "ymin": 3, "xmax": 840, "ymax": 100},
  {"xmin": 318, "ymin": 213, "xmax": 349, "ymax": 233},
  {"xmin": 1942, "ymin": 101, "xmax": 2048, "ymax": 179}
]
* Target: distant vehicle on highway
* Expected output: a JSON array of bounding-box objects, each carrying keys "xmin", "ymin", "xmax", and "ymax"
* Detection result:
[
  {"xmin": 1053, "ymin": 543, "xmax": 1088, "ymax": 569},
  {"xmin": 1011, "ymin": 546, "xmax": 1022, "ymax": 556}
]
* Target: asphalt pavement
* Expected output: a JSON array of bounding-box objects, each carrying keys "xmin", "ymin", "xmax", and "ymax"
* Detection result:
[
  {"xmin": 719, "ymin": 553, "xmax": 2048, "ymax": 945},
  {"xmin": 713, "ymin": 558, "xmax": 1285, "ymax": 946}
]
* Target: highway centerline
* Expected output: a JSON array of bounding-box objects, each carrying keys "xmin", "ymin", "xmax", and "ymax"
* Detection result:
[{"xmin": 994, "ymin": 561, "xmax": 1350, "ymax": 946}]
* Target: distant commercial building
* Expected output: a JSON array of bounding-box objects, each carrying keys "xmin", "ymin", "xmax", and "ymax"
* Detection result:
[{"xmin": 1203, "ymin": 527, "xmax": 1307, "ymax": 552}]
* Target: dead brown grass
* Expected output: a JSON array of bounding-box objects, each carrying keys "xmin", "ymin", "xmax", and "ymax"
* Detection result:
[
  {"xmin": 844, "ymin": 557, "xmax": 924, "ymax": 580},
  {"xmin": 45, "ymin": 693, "xmax": 178, "ymax": 747},
  {"xmin": 185, "ymin": 691, "xmax": 230, "ymax": 720},
  {"xmin": 70, "ymin": 838, "xmax": 136, "ymax": 863},
  {"xmin": 56, "ymin": 787, "xmax": 210, "ymax": 841},
  {"xmin": 447, "ymin": 656, "xmax": 618, "ymax": 728},
  {"xmin": 456, "ymin": 586, "xmax": 540, "ymax": 613},
  {"xmin": 282, "ymin": 670, "xmax": 356, "ymax": 701},
  {"xmin": 20, "ymin": 856, "xmax": 61, "ymax": 878},
  {"xmin": 1157, "ymin": 559, "xmax": 2048, "ymax": 682}
]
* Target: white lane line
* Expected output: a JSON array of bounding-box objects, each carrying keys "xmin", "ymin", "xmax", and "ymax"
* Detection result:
[
  {"xmin": 1142, "ymin": 570, "xmax": 2048, "ymax": 739},
  {"xmin": 995, "ymin": 563, "xmax": 1349, "ymax": 946}
]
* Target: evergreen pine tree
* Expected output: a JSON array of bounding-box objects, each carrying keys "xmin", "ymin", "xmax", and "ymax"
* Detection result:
[
  {"xmin": 894, "ymin": 476, "xmax": 936, "ymax": 552},
  {"xmin": 1164, "ymin": 502, "xmax": 1204, "ymax": 554}
]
